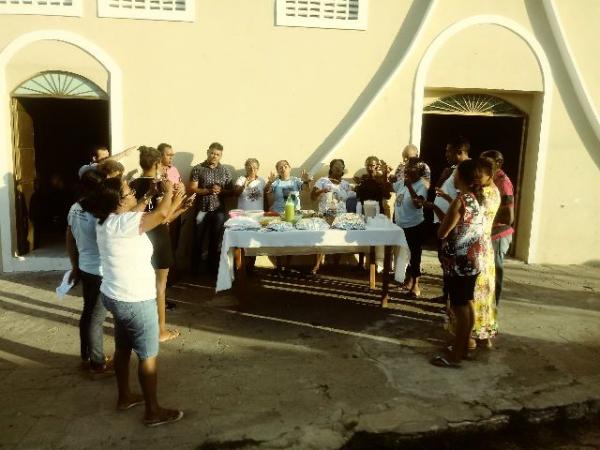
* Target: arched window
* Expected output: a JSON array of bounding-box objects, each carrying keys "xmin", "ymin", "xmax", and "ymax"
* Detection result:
[
  {"xmin": 424, "ymin": 94, "xmax": 523, "ymax": 117},
  {"xmin": 12, "ymin": 71, "xmax": 107, "ymax": 100}
]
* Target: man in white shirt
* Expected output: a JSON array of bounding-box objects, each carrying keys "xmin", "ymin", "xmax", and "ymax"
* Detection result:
[{"xmin": 425, "ymin": 136, "xmax": 470, "ymax": 303}]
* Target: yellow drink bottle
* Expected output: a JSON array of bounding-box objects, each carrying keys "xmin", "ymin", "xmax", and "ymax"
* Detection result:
[{"xmin": 284, "ymin": 193, "xmax": 295, "ymax": 222}]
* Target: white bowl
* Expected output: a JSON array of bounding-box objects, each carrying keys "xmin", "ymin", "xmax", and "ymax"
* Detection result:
[{"xmin": 245, "ymin": 210, "xmax": 265, "ymax": 219}]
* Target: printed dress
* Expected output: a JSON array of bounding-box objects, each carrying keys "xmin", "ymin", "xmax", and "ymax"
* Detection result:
[{"xmin": 472, "ymin": 184, "xmax": 500, "ymax": 339}]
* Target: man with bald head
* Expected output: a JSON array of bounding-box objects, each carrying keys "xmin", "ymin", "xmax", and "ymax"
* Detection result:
[{"xmin": 394, "ymin": 144, "xmax": 431, "ymax": 187}]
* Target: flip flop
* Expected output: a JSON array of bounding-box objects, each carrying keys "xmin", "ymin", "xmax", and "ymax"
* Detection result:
[
  {"xmin": 117, "ymin": 399, "xmax": 145, "ymax": 411},
  {"xmin": 430, "ymin": 355, "xmax": 461, "ymax": 368},
  {"xmin": 144, "ymin": 410, "xmax": 184, "ymax": 428}
]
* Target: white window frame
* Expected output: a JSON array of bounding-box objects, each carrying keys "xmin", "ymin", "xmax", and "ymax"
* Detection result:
[
  {"xmin": 0, "ymin": 0, "xmax": 83, "ymax": 17},
  {"xmin": 275, "ymin": 0, "xmax": 368, "ymax": 31},
  {"xmin": 97, "ymin": 0, "xmax": 195, "ymax": 22}
]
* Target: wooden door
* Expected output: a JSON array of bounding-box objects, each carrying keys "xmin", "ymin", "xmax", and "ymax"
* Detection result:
[{"xmin": 11, "ymin": 98, "xmax": 36, "ymax": 255}]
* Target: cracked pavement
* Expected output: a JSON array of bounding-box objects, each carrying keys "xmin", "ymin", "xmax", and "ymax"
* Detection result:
[{"xmin": 1, "ymin": 252, "xmax": 599, "ymax": 449}]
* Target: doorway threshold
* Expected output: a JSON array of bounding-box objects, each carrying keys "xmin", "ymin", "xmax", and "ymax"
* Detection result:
[{"xmin": 10, "ymin": 245, "xmax": 70, "ymax": 272}]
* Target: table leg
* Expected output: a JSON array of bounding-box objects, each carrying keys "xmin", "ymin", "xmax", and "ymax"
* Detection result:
[
  {"xmin": 369, "ymin": 246, "xmax": 376, "ymax": 289},
  {"xmin": 233, "ymin": 248, "xmax": 247, "ymax": 301},
  {"xmin": 381, "ymin": 245, "xmax": 391, "ymax": 307}
]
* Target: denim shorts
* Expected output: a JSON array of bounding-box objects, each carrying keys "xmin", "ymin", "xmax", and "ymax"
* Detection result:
[{"xmin": 101, "ymin": 293, "xmax": 159, "ymax": 360}]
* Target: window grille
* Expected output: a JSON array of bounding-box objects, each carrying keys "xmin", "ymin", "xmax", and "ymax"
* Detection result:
[
  {"xmin": 0, "ymin": 0, "xmax": 82, "ymax": 17},
  {"xmin": 13, "ymin": 71, "xmax": 107, "ymax": 100},
  {"xmin": 424, "ymin": 94, "xmax": 523, "ymax": 117},
  {"xmin": 97, "ymin": 0, "xmax": 194, "ymax": 22},
  {"xmin": 276, "ymin": 0, "xmax": 368, "ymax": 30}
]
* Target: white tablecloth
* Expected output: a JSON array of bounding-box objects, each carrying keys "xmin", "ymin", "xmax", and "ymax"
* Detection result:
[{"xmin": 216, "ymin": 224, "xmax": 409, "ymax": 292}]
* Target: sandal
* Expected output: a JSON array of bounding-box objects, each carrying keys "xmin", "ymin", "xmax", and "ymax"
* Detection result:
[
  {"xmin": 144, "ymin": 410, "xmax": 184, "ymax": 428},
  {"xmin": 430, "ymin": 355, "xmax": 461, "ymax": 368}
]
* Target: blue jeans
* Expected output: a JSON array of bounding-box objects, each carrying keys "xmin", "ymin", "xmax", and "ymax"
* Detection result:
[
  {"xmin": 492, "ymin": 234, "xmax": 512, "ymax": 305},
  {"xmin": 79, "ymin": 271, "xmax": 107, "ymax": 366},
  {"xmin": 100, "ymin": 294, "xmax": 159, "ymax": 360}
]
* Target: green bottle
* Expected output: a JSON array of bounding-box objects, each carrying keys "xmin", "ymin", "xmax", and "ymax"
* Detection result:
[{"xmin": 284, "ymin": 193, "xmax": 296, "ymax": 222}]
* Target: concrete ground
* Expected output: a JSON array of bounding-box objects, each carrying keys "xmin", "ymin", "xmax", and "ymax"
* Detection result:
[{"xmin": 1, "ymin": 251, "xmax": 599, "ymax": 450}]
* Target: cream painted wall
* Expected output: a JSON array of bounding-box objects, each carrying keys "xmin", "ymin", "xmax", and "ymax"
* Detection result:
[
  {"xmin": 426, "ymin": 25, "xmax": 543, "ymax": 91},
  {"xmin": 553, "ymin": 0, "xmax": 600, "ymax": 111},
  {"xmin": 6, "ymin": 40, "xmax": 108, "ymax": 92},
  {"xmin": 1, "ymin": 0, "xmax": 599, "ymax": 265}
]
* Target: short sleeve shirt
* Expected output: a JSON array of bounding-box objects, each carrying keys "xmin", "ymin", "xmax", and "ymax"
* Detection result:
[
  {"xmin": 67, "ymin": 202, "xmax": 102, "ymax": 276},
  {"xmin": 433, "ymin": 169, "xmax": 458, "ymax": 224},
  {"xmin": 165, "ymin": 165, "xmax": 181, "ymax": 185},
  {"xmin": 190, "ymin": 162, "xmax": 232, "ymax": 212},
  {"xmin": 492, "ymin": 169, "xmax": 515, "ymax": 239},
  {"xmin": 235, "ymin": 176, "xmax": 266, "ymax": 211},
  {"xmin": 96, "ymin": 212, "xmax": 156, "ymax": 302},
  {"xmin": 270, "ymin": 178, "xmax": 304, "ymax": 213},
  {"xmin": 393, "ymin": 179, "xmax": 428, "ymax": 229},
  {"xmin": 314, "ymin": 177, "xmax": 351, "ymax": 214}
]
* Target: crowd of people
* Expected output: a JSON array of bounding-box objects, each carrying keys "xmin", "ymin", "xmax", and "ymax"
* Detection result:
[{"xmin": 65, "ymin": 136, "xmax": 514, "ymax": 426}]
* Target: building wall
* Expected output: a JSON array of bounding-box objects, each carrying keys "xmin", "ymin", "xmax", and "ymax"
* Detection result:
[{"xmin": 0, "ymin": 0, "xmax": 598, "ymax": 267}]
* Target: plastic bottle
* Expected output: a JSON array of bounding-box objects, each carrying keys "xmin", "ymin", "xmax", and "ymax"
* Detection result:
[
  {"xmin": 284, "ymin": 193, "xmax": 295, "ymax": 222},
  {"xmin": 356, "ymin": 201, "xmax": 362, "ymax": 215}
]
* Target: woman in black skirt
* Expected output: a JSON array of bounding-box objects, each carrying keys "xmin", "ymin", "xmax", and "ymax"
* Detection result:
[{"xmin": 130, "ymin": 146, "xmax": 193, "ymax": 342}]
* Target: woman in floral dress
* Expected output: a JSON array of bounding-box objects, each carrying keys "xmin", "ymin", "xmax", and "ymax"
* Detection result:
[{"xmin": 472, "ymin": 157, "xmax": 500, "ymax": 347}]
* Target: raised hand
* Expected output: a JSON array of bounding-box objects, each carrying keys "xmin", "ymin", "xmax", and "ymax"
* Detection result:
[
  {"xmin": 300, "ymin": 169, "xmax": 312, "ymax": 183},
  {"xmin": 268, "ymin": 171, "xmax": 277, "ymax": 183},
  {"xmin": 172, "ymin": 186, "xmax": 185, "ymax": 208}
]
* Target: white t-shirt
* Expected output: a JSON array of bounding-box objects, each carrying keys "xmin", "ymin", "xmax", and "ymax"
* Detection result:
[
  {"xmin": 393, "ymin": 179, "xmax": 428, "ymax": 229},
  {"xmin": 67, "ymin": 202, "xmax": 102, "ymax": 276},
  {"xmin": 96, "ymin": 212, "xmax": 156, "ymax": 302},
  {"xmin": 433, "ymin": 170, "xmax": 458, "ymax": 224},
  {"xmin": 314, "ymin": 177, "xmax": 352, "ymax": 214},
  {"xmin": 235, "ymin": 176, "xmax": 265, "ymax": 210}
]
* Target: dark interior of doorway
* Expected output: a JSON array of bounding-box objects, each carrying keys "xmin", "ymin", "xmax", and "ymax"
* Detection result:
[
  {"xmin": 419, "ymin": 114, "xmax": 525, "ymax": 253},
  {"xmin": 17, "ymin": 97, "xmax": 109, "ymax": 253}
]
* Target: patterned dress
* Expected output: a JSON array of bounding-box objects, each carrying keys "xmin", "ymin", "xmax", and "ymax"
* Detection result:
[{"xmin": 472, "ymin": 184, "xmax": 500, "ymax": 339}]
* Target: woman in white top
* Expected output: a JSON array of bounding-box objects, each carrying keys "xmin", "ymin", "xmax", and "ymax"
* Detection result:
[
  {"xmin": 234, "ymin": 158, "xmax": 266, "ymax": 211},
  {"xmin": 393, "ymin": 157, "xmax": 429, "ymax": 298},
  {"xmin": 90, "ymin": 177, "xmax": 186, "ymax": 427},
  {"xmin": 311, "ymin": 159, "xmax": 354, "ymax": 215},
  {"xmin": 310, "ymin": 159, "xmax": 354, "ymax": 274}
]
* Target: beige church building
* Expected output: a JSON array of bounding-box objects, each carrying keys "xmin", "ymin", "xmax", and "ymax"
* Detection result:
[{"xmin": 0, "ymin": 0, "xmax": 598, "ymax": 272}]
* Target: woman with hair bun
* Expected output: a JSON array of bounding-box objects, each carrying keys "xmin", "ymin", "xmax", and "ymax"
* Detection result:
[{"xmin": 129, "ymin": 146, "xmax": 193, "ymax": 342}]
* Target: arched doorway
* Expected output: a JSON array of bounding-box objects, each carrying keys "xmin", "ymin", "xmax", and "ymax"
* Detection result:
[
  {"xmin": 11, "ymin": 71, "xmax": 109, "ymax": 255},
  {"xmin": 419, "ymin": 93, "xmax": 527, "ymax": 256}
]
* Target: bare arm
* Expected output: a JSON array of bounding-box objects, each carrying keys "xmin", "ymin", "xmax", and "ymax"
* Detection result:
[
  {"xmin": 437, "ymin": 197, "xmax": 463, "ymax": 239},
  {"xmin": 108, "ymin": 145, "xmax": 137, "ymax": 161},
  {"xmin": 66, "ymin": 226, "xmax": 81, "ymax": 285}
]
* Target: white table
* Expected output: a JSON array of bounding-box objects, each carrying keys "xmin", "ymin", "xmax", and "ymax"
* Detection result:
[{"xmin": 216, "ymin": 224, "xmax": 409, "ymax": 307}]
